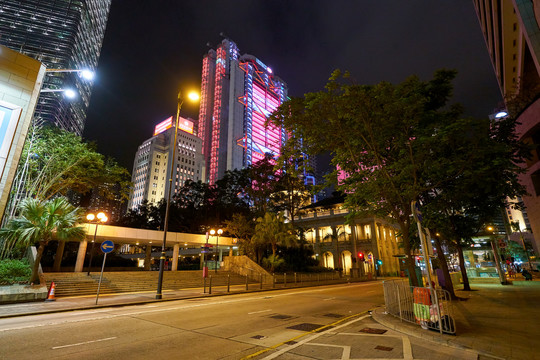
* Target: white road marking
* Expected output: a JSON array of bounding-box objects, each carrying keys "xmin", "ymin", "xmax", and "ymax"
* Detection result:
[
  {"xmin": 323, "ymin": 297, "xmax": 336, "ymax": 301},
  {"xmin": 306, "ymin": 343, "xmax": 351, "ymax": 360},
  {"xmin": 261, "ymin": 315, "xmax": 371, "ymax": 359},
  {"xmin": 402, "ymin": 335, "xmax": 413, "ymax": 360},
  {"xmin": 52, "ymin": 336, "xmax": 117, "ymax": 349},
  {"xmin": 248, "ymin": 309, "xmax": 272, "ymax": 315}
]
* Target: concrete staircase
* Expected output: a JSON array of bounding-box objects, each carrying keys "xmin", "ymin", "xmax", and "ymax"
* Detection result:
[{"xmin": 43, "ymin": 271, "xmax": 254, "ymax": 298}]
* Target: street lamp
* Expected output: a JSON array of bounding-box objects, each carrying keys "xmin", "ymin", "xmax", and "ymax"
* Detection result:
[
  {"xmin": 86, "ymin": 212, "xmax": 107, "ymax": 275},
  {"xmin": 156, "ymin": 90, "xmax": 200, "ymax": 300},
  {"xmin": 210, "ymin": 229, "xmax": 223, "ymax": 273},
  {"xmin": 487, "ymin": 225, "xmax": 507, "ymax": 284}
]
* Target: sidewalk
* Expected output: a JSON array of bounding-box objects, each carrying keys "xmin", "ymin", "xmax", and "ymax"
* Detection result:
[{"xmin": 372, "ymin": 280, "xmax": 540, "ymax": 360}]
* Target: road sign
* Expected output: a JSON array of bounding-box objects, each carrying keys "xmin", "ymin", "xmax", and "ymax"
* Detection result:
[
  {"xmin": 100, "ymin": 240, "xmax": 114, "ymax": 254},
  {"xmin": 412, "ymin": 201, "xmax": 423, "ymax": 223},
  {"xmin": 498, "ymin": 241, "xmax": 506, "ymax": 249}
]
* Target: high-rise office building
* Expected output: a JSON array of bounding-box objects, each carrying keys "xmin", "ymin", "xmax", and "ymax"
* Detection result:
[
  {"xmin": 128, "ymin": 117, "xmax": 205, "ymax": 210},
  {"xmin": 0, "ymin": 0, "xmax": 112, "ymax": 135},
  {"xmin": 473, "ymin": 0, "xmax": 540, "ymax": 253},
  {"xmin": 199, "ymin": 39, "xmax": 288, "ymax": 184}
]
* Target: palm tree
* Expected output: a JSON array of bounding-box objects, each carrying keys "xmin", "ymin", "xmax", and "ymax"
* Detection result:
[
  {"xmin": 0, "ymin": 197, "xmax": 86, "ymax": 283},
  {"xmin": 252, "ymin": 212, "xmax": 296, "ymax": 271}
]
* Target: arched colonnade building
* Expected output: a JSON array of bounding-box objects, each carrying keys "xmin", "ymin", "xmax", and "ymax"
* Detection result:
[{"xmin": 294, "ymin": 194, "xmax": 404, "ymax": 276}]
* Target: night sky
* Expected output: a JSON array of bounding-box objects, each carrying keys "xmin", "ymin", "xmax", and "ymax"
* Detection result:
[{"xmin": 83, "ymin": 1, "xmax": 502, "ymax": 171}]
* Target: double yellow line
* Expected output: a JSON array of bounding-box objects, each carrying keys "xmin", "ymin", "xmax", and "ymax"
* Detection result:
[{"xmin": 241, "ymin": 310, "xmax": 371, "ymax": 360}]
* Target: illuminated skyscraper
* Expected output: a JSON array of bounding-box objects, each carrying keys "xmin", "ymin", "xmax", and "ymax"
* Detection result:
[
  {"xmin": 0, "ymin": 0, "xmax": 112, "ymax": 135},
  {"xmin": 128, "ymin": 117, "xmax": 205, "ymax": 210},
  {"xmin": 198, "ymin": 39, "xmax": 288, "ymax": 184}
]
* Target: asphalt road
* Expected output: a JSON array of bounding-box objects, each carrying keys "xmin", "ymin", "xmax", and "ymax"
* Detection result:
[{"xmin": 0, "ymin": 282, "xmax": 477, "ymax": 359}]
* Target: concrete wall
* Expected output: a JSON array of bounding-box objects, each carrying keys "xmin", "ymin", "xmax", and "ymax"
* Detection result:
[
  {"xmin": 516, "ymin": 98, "xmax": 540, "ymax": 253},
  {"xmin": 0, "ymin": 45, "xmax": 46, "ymax": 221}
]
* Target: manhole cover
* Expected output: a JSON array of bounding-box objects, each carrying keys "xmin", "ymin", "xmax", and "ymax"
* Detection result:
[
  {"xmin": 360, "ymin": 327, "xmax": 387, "ymax": 334},
  {"xmin": 251, "ymin": 335, "xmax": 266, "ymax": 339},
  {"xmin": 287, "ymin": 323, "xmax": 324, "ymax": 332},
  {"xmin": 323, "ymin": 313, "xmax": 343, "ymax": 318},
  {"xmin": 375, "ymin": 345, "xmax": 393, "ymax": 351},
  {"xmin": 270, "ymin": 314, "xmax": 292, "ymax": 320}
]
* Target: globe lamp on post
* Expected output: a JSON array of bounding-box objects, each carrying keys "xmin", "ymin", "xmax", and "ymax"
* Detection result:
[{"xmin": 86, "ymin": 212, "xmax": 107, "ymax": 275}]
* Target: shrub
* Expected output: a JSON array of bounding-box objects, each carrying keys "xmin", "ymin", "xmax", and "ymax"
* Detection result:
[{"xmin": 0, "ymin": 259, "xmax": 31, "ymax": 285}]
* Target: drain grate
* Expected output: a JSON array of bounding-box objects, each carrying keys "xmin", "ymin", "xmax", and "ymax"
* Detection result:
[
  {"xmin": 270, "ymin": 314, "xmax": 293, "ymax": 320},
  {"xmin": 251, "ymin": 335, "xmax": 266, "ymax": 339},
  {"xmin": 375, "ymin": 345, "xmax": 393, "ymax": 351},
  {"xmin": 360, "ymin": 327, "xmax": 387, "ymax": 334},
  {"xmin": 284, "ymin": 341, "xmax": 297, "ymax": 345},
  {"xmin": 323, "ymin": 313, "xmax": 343, "ymax": 318},
  {"xmin": 287, "ymin": 323, "xmax": 324, "ymax": 332}
]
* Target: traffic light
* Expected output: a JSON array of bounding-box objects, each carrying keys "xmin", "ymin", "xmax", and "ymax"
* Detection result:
[
  {"xmin": 358, "ymin": 252, "xmax": 365, "ymax": 261},
  {"xmin": 377, "ymin": 259, "xmax": 383, "ymax": 266}
]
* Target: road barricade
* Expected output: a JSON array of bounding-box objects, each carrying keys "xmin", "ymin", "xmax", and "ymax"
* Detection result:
[{"xmin": 382, "ymin": 279, "xmax": 456, "ymax": 334}]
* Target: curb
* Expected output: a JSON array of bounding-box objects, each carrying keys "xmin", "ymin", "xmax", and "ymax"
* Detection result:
[{"xmin": 370, "ymin": 306, "xmax": 504, "ymax": 360}]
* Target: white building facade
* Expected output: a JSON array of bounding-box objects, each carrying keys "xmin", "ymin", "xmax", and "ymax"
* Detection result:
[{"xmin": 128, "ymin": 117, "xmax": 205, "ymax": 210}]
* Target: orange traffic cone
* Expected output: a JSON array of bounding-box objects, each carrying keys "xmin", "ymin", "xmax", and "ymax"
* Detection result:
[{"xmin": 45, "ymin": 282, "xmax": 56, "ymax": 302}]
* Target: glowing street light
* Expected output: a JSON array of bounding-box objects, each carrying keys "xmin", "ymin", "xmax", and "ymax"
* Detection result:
[
  {"xmin": 86, "ymin": 212, "xmax": 108, "ymax": 276},
  {"xmin": 156, "ymin": 89, "xmax": 200, "ymax": 300},
  {"xmin": 210, "ymin": 228, "xmax": 223, "ymax": 273}
]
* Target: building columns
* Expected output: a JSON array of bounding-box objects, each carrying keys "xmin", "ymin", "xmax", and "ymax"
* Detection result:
[
  {"xmin": 172, "ymin": 243, "xmax": 179, "ymax": 271},
  {"xmin": 74, "ymin": 240, "xmax": 87, "ymax": 272}
]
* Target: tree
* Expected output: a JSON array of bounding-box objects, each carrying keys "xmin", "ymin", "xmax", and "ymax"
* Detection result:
[
  {"xmin": 0, "ymin": 197, "xmax": 86, "ymax": 283},
  {"xmin": 245, "ymin": 154, "xmax": 280, "ymax": 217},
  {"xmin": 421, "ymin": 114, "xmax": 528, "ymax": 291},
  {"xmin": 252, "ymin": 212, "xmax": 296, "ymax": 271},
  {"xmin": 6, "ymin": 125, "xmax": 131, "ymax": 221},
  {"xmin": 223, "ymin": 213, "xmax": 257, "ymax": 259},
  {"xmin": 271, "ymin": 69, "xmax": 468, "ymax": 286},
  {"xmin": 272, "ymin": 134, "xmax": 313, "ymax": 229}
]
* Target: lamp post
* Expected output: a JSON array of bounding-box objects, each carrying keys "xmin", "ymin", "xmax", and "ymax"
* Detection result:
[
  {"xmin": 487, "ymin": 226, "xmax": 507, "ymax": 285},
  {"xmin": 86, "ymin": 212, "xmax": 107, "ymax": 275},
  {"xmin": 210, "ymin": 229, "xmax": 223, "ymax": 273},
  {"xmin": 156, "ymin": 90, "xmax": 199, "ymax": 300}
]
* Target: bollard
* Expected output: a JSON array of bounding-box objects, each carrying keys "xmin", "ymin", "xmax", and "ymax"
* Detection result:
[
  {"xmin": 209, "ymin": 275, "xmax": 212, "ymax": 294},
  {"xmin": 284, "ymin": 273, "xmax": 287, "ymax": 287},
  {"xmin": 260, "ymin": 273, "xmax": 263, "ymax": 290},
  {"xmin": 272, "ymin": 273, "xmax": 275, "ymax": 288},
  {"xmin": 245, "ymin": 274, "xmax": 249, "ymax": 291},
  {"xmin": 204, "ymin": 276, "xmax": 206, "ymax": 293},
  {"xmin": 227, "ymin": 274, "xmax": 230, "ymax": 293},
  {"xmin": 294, "ymin": 272, "xmax": 297, "ymax": 286}
]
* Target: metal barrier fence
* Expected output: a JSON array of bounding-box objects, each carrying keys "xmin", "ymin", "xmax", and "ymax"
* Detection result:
[{"xmin": 382, "ymin": 279, "xmax": 456, "ymax": 335}]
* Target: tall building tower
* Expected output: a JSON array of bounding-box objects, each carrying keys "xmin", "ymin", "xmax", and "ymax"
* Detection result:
[
  {"xmin": 128, "ymin": 117, "xmax": 205, "ymax": 210},
  {"xmin": 198, "ymin": 39, "xmax": 288, "ymax": 184},
  {"xmin": 473, "ymin": 0, "xmax": 540, "ymax": 253},
  {"xmin": 0, "ymin": 0, "xmax": 112, "ymax": 135}
]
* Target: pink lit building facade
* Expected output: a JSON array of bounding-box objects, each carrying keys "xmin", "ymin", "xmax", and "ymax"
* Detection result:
[{"xmin": 198, "ymin": 39, "xmax": 288, "ymax": 184}]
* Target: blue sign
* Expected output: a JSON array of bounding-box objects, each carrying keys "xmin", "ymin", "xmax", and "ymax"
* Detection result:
[{"xmin": 100, "ymin": 240, "xmax": 114, "ymax": 254}]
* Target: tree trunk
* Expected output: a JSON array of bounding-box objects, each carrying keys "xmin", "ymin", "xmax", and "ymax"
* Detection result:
[
  {"xmin": 53, "ymin": 240, "xmax": 65, "ymax": 272},
  {"xmin": 456, "ymin": 243, "xmax": 471, "ymax": 291},
  {"xmin": 401, "ymin": 230, "xmax": 419, "ymax": 287},
  {"xmin": 30, "ymin": 243, "xmax": 46, "ymax": 284},
  {"xmin": 433, "ymin": 236, "xmax": 457, "ymax": 299}
]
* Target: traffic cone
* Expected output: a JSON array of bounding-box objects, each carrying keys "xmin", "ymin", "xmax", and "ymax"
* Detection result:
[{"xmin": 45, "ymin": 282, "xmax": 56, "ymax": 302}]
